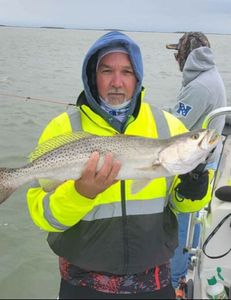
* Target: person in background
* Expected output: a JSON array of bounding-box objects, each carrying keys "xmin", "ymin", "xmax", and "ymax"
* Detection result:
[
  {"xmin": 27, "ymin": 31, "xmax": 213, "ymax": 299},
  {"xmin": 166, "ymin": 32, "xmax": 227, "ymax": 297}
]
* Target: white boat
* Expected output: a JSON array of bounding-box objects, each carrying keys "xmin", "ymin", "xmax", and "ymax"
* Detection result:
[{"xmin": 184, "ymin": 107, "xmax": 231, "ymax": 299}]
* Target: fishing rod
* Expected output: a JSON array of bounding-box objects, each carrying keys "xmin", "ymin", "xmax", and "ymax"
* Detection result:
[{"xmin": 0, "ymin": 92, "xmax": 76, "ymax": 106}]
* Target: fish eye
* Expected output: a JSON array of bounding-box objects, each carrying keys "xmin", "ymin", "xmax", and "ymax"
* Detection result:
[{"xmin": 191, "ymin": 133, "xmax": 200, "ymax": 140}]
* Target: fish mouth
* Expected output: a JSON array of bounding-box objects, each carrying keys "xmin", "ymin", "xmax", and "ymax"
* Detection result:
[
  {"xmin": 208, "ymin": 129, "xmax": 220, "ymax": 144},
  {"xmin": 200, "ymin": 129, "xmax": 220, "ymax": 149}
]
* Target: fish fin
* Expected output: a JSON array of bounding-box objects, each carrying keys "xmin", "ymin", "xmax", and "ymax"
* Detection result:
[
  {"xmin": 138, "ymin": 159, "xmax": 161, "ymax": 171},
  {"xmin": 39, "ymin": 179, "xmax": 63, "ymax": 192},
  {"xmin": 131, "ymin": 179, "xmax": 152, "ymax": 194},
  {"xmin": 152, "ymin": 158, "xmax": 163, "ymax": 169},
  {"xmin": 138, "ymin": 165, "xmax": 160, "ymax": 171},
  {"xmin": 29, "ymin": 131, "xmax": 95, "ymax": 161},
  {"xmin": 137, "ymin": 166, "xmax": 153, "ymax": 171}
]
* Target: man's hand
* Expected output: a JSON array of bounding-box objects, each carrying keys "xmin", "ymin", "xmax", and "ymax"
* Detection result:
[{"xmin": 75, "ymin": 152, "xmax": 121, "ymax": 199}]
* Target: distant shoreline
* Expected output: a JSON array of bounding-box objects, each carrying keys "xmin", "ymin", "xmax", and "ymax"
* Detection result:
[
  {"xmin": 40, "ymin": 26, "xmax": 65, "ymax": 29},
  {"xmin": 0, "ymin": 24, "xmax": 229, "ymax": 36}
]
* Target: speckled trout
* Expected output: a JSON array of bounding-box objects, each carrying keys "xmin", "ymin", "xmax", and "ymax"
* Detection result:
[{"xmin": 0, "ymin": 129, "xmax": 221, "ymax": 204}]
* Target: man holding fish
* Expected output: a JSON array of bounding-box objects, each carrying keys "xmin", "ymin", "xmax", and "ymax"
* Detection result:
[{"xmin": 23, "ymin": 31, "xmax": 219, "ymax": 299}]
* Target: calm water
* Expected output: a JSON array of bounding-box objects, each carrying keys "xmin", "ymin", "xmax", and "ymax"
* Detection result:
[{"xmin": 0, "ymin": 27, "xmax": 230, "ymax": 299}]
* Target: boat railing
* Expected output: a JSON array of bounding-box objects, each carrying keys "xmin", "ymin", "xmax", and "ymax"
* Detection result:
[{"xmin": 185, "ymin": 106, "xmax": 231, "ymax": 254}]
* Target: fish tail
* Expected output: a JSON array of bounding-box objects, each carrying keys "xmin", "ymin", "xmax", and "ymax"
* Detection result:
[{"xmin": 0, "ymin": 167, "xmax": 21, "ymax": 204}]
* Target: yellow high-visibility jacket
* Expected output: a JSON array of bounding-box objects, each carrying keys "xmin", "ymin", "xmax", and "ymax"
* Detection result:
[{"xmin": 27, "ymin": 102, "xmax": 213, "ymax": 275}]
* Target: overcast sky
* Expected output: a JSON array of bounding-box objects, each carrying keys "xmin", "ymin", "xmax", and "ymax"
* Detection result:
[{"xmin": 0, "ymin": 0, "xmax": 231, "ymax": 34}]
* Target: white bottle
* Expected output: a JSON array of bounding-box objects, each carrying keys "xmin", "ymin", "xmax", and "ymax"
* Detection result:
[{"xmin": 206, "ymin": 276, "xmax": 228, "ymax": 299}]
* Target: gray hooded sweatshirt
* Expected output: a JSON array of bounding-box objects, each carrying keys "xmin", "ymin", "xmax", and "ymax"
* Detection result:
[{"xmin": 169, "ymin": 46, "xmax": 227, "ymax": 166}]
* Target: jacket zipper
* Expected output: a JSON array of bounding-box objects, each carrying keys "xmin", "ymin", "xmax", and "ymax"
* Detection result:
[{"xmin": 121, "ymin": 180, "xmax": 129, "ymax": 274}]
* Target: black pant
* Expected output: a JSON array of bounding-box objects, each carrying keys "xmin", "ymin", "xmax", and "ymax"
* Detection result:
[{"xmin": 59, "ymin": 279, "xmax": 175, "ymax": 299}]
